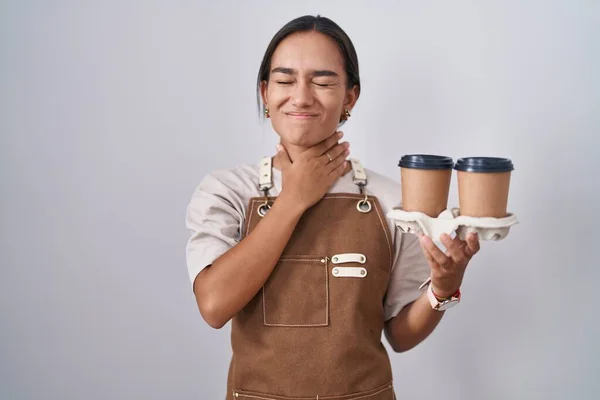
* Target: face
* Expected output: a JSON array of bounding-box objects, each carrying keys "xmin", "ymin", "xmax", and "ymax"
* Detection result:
[{"xmin": 261, "ymin": 31, "xmax": 358, "ymax": 148}]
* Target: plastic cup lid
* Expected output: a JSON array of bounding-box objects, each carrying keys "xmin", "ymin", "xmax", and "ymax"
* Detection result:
[
  {"xmin": 454, "ymin": 157, "xmax": 514, "ymax": 172},
  {"xmin": 398, "ymin": 154, "xmax": 454, "ymax": 170}
]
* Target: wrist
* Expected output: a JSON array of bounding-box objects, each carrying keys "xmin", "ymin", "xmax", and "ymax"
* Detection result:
[
  {"xmin": 425, "ymin": 281, "xmax": 461, "ymax": 311},
  {"xmin": 276, "ymin": 190, "xmax": 307, "ymax": 217},
  {"xmin": 431, "ymin": 285, "xmax": 460, "ymax": 300}
]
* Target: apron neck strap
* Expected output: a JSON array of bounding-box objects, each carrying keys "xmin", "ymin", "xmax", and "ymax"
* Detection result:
[
  {"xmin": 258, "ymin": 156, "xmax": 273, "ymax": 194},
  {"xmin": 256, "ymin": 156, "xmax": 368, "ymax": 195},
  {"xmin": 350, "ymin": 158, "xmax": 367, "ymax": 189}
]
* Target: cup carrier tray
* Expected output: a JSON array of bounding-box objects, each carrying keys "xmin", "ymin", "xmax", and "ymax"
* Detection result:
[{"xmin": 387, "ymin": 208, "xmax": 518, "ymax": 241}]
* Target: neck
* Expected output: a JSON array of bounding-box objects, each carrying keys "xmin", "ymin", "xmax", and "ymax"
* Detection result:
[
  {"xmin": 272, "ymin": 141, "xmax": 353, "ymax": 176},
  {"xmin": 272, "ymin": 142, "xmax": 305, "ymax": 170}
]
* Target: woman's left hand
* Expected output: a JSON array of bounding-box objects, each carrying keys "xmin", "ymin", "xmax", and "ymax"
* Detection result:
[{"xmin": 419, "ymin": 233, "xmax": 480, "ymax": 298}]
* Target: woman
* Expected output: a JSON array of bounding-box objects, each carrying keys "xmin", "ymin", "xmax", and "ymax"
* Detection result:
[{"xmin": 185, "ymin": 15, "xmax": 479, "ymax": 400}]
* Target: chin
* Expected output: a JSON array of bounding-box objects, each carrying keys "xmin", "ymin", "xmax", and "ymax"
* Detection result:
[
  {"xmin": 275, "ymin": 124, "xmax": 334, "ymax": 147},
  {"xmin": 277, "ymin": 126, "xmax": 319, "ymax": 147}
]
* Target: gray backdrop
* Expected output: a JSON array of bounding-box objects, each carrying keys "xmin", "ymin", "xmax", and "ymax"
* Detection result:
[{"xmin": 1, "ymin": 1, "xmax": 598, "ymax": 399}]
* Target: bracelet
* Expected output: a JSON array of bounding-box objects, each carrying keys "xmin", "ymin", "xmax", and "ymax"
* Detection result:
[
  {"xmin": 431, "ymin": 286, "xmax": 461, "ymax": 301},
  {"xmin": 419, "ymin": 277, "xmax": 461, "ymax": 301}
]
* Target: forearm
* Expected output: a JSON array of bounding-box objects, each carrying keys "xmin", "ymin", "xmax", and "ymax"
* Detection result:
[
  {"xmin": 194, "ymin": 192, "xmax": 305, "ymax": 329},
  {"xmin": 384, "ymin": 290, "xmax": 445, "ymax": 352}
]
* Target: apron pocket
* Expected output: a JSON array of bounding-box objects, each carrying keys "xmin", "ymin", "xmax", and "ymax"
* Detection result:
[{"xmin": 263, "ymin": 256, "xmax": 329, "ymax": 327}]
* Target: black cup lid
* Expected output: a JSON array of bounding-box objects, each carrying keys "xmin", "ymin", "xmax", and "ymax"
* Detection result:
[
  {"xmin": 454, "ymin": 157, "xmax": 514, "ymax": 172},
  {"xmin": 398, "ymin": 154, "xmax": 454, "ymax": 170}
]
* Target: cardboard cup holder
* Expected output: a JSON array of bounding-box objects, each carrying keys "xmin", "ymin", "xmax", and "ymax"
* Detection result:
[{"xmin": 387, "ymin": 208, "xmax": 518, "ymax": 241}]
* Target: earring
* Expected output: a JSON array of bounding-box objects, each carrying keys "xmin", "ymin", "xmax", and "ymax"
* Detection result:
[
  {"xmin": 264, "ymin": 107, "xmax": 270, "ymax": 118},
  {"xmin": 341, "ymin": 108, "xmax": 351, "ymax": 122}
]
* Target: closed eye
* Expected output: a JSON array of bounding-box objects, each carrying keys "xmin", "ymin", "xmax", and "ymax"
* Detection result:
[{"xmin": 276, "ymin": 81, "xmax": 294, "ymax": 85}]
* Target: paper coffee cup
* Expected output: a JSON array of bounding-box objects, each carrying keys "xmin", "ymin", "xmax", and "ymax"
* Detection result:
[
  {"xmin": 399, "ymin": 155, "xmax": 454, "ymax": 217},
  {"xmin": 455, "ymin": 157, "xmax": 514, "ymax": 218}
]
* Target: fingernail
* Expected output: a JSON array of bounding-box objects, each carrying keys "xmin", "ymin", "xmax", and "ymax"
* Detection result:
[
  {"xmin": 344, "ymin": 142, "xmax": 350, "ymax": 148},
  {"xmin": 338, "ymin": 131, "xmax": 344, "ymax": 138}
]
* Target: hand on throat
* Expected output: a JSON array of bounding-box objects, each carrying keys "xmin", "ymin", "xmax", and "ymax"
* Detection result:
[
  {"xmin": 272, "ymin": 140, "xmax": 353, "ymax": 176},
  {"xmin": 272, "ymin": 141, "xmax": 306, "ymax": 170}
]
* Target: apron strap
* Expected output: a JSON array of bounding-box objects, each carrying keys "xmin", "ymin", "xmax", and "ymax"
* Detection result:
[
  {"xmin": 350, "ymin": 158, "xmax": 372, "ymax": 213},
  {"xmin": 258, "ymin": 156, "xmax": 273, "ymax": 192},
  {"xmin": 256, "ymin": 156, "xmax": 369, "ymax": 193},
  {"xmin": 349, "ymin": 158, "xmax": 367, "ymax": 189}
]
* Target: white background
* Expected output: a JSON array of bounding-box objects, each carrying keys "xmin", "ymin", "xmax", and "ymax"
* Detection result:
[{"xmin": 1, "ymin": 1, "xmax": 599, "ymax": 399}]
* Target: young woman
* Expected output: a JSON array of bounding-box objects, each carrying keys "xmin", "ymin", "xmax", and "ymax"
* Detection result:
[{"xmin": 186, "ymin": 15, "xmax": 480, "ymax": 400}]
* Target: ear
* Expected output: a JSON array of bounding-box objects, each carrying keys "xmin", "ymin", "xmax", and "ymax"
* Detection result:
[
  {"xmin": 260, "ymin": 80, "xmax": 269, "ymax": 108},
  {"xmin": 343, "ymin": 84, "xmax": 359, "ymax": 113}
]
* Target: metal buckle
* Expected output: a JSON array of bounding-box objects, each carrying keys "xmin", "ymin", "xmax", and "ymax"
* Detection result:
[
  {"xmin": 257, "ymin": 188, "xmax": 271, "ymax": 217},
  {"xmin": 356, "ymin": 183, "xmax": 371, "ymax": 213}
]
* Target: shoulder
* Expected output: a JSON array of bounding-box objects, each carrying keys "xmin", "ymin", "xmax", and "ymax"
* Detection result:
[
  {"xmin": 363, "ymin": 167, "xmax": 401, "ymax": 212},
  {"xmin": 197, "ymin": 163, "xmax": 260, "ymax": 195},
  {"xmin": 188, "ymin": 162, "xmax": 261, "ymax": 216}
]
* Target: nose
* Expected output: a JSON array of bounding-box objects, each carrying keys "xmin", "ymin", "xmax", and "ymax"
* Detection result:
[{"xmin": 291, "ymin": 81, "xmax": 314, "ymax": 107}]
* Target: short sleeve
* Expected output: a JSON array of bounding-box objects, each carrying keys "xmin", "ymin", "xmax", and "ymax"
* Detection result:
[
  {"xmin": 185, "ymin": 173, "xmax": 244, "ymax": 290},
  {"xmin": 383, "ymin": 229, "xmax": 431, "ymax": 320}
]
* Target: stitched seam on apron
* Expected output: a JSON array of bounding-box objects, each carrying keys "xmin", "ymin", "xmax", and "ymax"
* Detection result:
[
  {"xmin": 371, "ymin": 199, "xmax": 393, "ymax": 272},
  {"xmin": 245, "ymin": 200, "xmax": 256, "ymax": 238},
  {"xmin": 346, "ymin": 385, "xmax": 392, "ymax": 399},
  {"xmin": 234, "ymin": 384, "xmax": 392, "ymax": 400},
  {"xmin": 235, "ymin": 393, "xmax": 276, "ymax": 400}
]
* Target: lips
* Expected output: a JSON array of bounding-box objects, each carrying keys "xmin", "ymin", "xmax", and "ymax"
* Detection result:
[{"xmin": 285, "ymin": 112, "xmax": 319, "ymax": 119}]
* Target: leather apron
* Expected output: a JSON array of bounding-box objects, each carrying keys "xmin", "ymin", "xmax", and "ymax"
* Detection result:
[{"xmin": 226, "ymin": 158, "xmax": 396, "ymax": 400}]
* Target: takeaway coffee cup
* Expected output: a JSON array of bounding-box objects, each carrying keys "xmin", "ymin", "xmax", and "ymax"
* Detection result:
[
  {"xmin": 454, "ymin": 157, "xmax": 514, "ymax": 218},
  {"xmin": 399, "ymin": 154, "xmax": 454, "ymax": 217}
]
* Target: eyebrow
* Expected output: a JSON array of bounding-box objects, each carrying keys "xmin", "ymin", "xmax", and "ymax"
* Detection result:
[{"xmin": 271, "ymin": 67, "xmax": 339, "ymax": 78}]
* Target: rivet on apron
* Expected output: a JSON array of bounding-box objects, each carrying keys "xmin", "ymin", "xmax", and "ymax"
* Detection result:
[
  {"xmin": 257, "ymin": 203, "xmax": 271, "ymax": 217},
  {"xmin": 357, "ymin": 199, "xmax": 372, "ymax": 213},
  {"xmin": 258, "ymin": 187, "xmax": 271, "ymax": 217},
  {"xmin": 356, "ymin": 182, "xmax": 372, "ymax": 213},
  {"xmin": 333, "ymin": 268, "xmax": 339, "ymax": 275},
  {"xmin": 361, "ymin": 270, "xmax": 366, "ymax": 275}
]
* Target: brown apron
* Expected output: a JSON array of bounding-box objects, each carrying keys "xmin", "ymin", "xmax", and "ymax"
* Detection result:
[{"xmin": 226, "ymin": 158, "xmax": 396, "ymax": 400}]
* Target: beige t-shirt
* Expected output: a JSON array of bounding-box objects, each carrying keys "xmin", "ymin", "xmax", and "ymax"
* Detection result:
[{"xmin": 185, "ymin": 161, "xmax": 430, "ymax": 321}]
